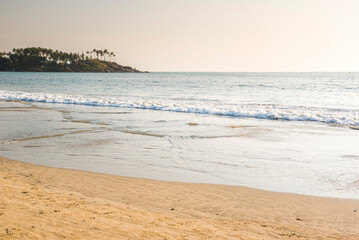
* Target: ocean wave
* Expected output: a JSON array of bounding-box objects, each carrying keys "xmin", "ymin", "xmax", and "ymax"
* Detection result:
[{"xmin": 1, "ymin": 89, "xmax": 359, "ymax": 126}]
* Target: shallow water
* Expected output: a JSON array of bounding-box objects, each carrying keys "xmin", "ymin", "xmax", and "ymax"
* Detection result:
[{"xmin": 0, "ymin": 72, "xmax": 358, "ymax": 198}]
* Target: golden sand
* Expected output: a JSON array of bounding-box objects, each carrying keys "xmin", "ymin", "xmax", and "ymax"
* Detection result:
[{"xmin": 0, "ymin": 157, "xmax": 358, "ymax": 239}]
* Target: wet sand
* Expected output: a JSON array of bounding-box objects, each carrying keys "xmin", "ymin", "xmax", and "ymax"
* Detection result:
[{"xmin": 0, "ymin": 156, "xmax": 358, "ymax": 239}]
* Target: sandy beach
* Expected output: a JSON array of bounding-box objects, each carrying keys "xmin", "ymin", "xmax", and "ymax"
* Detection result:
[{"xmin": 0, "ymin": 156, "xmax": 358, "ymax": 239}]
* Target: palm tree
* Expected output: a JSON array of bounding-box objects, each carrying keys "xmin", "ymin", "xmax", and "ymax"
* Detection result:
[
  {"xmin": 109, "ymin": 51, "xmax": 115, "ymax": 61},
  {"xmin": 103, "ymin": 49, "xmax": 108, "ymax": 61},
  {"xmin": 54, "ymin": 50, "xmax": 60, "ymax": 63},
  {"xmin": 47, "ymin": 49, "xmax": 53, "ymax": 61}
]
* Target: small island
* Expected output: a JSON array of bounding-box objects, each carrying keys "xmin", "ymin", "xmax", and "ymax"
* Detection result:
[{"xmin": 0, "ymin": 47, "xmax": 147, "ymax": 73}]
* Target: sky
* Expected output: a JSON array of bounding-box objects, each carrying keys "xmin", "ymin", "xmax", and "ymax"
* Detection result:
[{"xmin": 1, "ymin": 0, "xmax": 359, "ymax": 72}]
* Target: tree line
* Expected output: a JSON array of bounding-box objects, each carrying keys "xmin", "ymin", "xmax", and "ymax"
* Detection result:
[
  {"xmin": 0, "ymin": 47, "xmax": 143, "ymax": 72},
  {"xmin": 86, "ymin": 49, "xmax": 115, "ymax": 61},
  {"xmin": 1, "ymin": 47, "xmax": 115, "ymax": 66}
]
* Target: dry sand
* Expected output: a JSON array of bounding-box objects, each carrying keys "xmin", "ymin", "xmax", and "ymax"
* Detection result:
[{"xmin": 0, "ymin": 156, "xmax": 358, "ymax": 240}]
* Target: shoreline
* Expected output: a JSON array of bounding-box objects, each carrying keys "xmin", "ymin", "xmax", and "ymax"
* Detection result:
[{"xmin": 1, "ymin": 156, "xmax": 358, "ymax": 239}]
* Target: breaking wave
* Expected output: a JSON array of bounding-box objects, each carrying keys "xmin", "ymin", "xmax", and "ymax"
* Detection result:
[{"xmin": 1, "ymin": 89, "xmax": 359, "ymax": 126}]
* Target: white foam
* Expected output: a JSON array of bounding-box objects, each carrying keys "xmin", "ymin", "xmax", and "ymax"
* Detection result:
[{"xmin": 1, "ymin": 89, "xmax": 359, "ymax": 126}]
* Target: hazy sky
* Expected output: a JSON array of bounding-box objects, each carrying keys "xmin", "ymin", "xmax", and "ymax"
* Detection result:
[{"xmin": 1, "ymin": 0, "xmax": 359, "ymax": 71}]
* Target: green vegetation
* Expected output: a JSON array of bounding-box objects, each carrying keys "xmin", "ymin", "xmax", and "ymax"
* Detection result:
[{"xmin": 0, "ymin": 47, "xmax": 146, "ymax": 72}]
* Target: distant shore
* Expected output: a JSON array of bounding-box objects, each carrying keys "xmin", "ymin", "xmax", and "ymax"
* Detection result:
[
  {"xmin": 0, "ymin": 156, "xmax": 358, "ymax": 239},
  {"xmin": 0, "ymin": 47, "xmax": 148, "ymax": 73}
]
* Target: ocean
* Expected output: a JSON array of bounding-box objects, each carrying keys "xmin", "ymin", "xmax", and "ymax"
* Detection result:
[{"xmin": 0, "ymin": 72, "xmax": 358, "ymax": 198}]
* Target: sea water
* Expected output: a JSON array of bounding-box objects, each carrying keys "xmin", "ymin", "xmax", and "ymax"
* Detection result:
[{"xmin": 0, "ymin": 72, "xmax": 358, "ymax": 198}]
